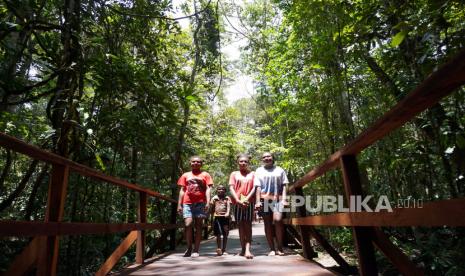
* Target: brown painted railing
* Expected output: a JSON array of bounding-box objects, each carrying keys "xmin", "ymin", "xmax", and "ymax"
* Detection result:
[
  {"xmin": 285, "ymin": 48, "xmax": 465, "ymax": 276},
  {"xmin": 0, "ymin": 132, "xmax": 179, "ymax": 276}
]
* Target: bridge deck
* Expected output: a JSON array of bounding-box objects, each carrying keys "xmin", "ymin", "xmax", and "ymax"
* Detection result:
[{"xmin": 115, "ymin": 223, "xmax": 336, "ymax": 276}]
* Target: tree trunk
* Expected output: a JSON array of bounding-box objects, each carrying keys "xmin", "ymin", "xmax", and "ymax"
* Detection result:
[
  {"xmin": 0, "ymin": 149, "xmax": 12, "ymax": 194},
  {"xmin": 0, "ymin": 159, "xmax": 39, "ymax": 212},
  {"xmin": 169, "ymin": 1, "xmax": 203, "ymax": 249},
  {"xmin": 49, "ymin": 0, "xmax": 82, "ymax": 158},
  {"xmin": 24, "ymin": 164, "xmax": 49, "ymax": 220}
]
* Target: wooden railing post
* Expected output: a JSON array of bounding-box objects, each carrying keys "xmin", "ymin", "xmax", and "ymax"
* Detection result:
[
  {"xmin": 169, "ymin": 184, "xmax": 177, "ymax": 250},
  {"xmin": 96, "ymin": 231, "xmax": 138, "ymax": 276},
  {"xmin": 340, "ymin": 155, "xmax": 377, "ymax": 276},
  {"xmin": 294, "ymin": 187, "xmax": 316, "ymax": 259},
  {"xmin": 294, "ymin": 188, "xmax": 355, "ymax": 272},
  {"xmin": 136, "ymin": 192, "xmax": 147, "ymax": 264},
  {"xmin": 37, "ymin": 164, "xmax": 69, "ymax": 276}
]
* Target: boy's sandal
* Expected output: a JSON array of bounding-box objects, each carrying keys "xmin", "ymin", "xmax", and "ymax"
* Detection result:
[{"xmin": 183, "ymin": 249, "xmax": 192, "ymax": 257}]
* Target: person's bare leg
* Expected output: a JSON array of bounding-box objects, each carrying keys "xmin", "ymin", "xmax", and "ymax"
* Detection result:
[
  {"xmin": 216, "ymin": 234, "xmax": 222, "ymax": 255},
  {"xmin": 244, "ymin": 220, "xmax": 253, "ymax": 259},
  {"xmin": 193, "ymin": 218, "xmax": 203, "ymax": 254},
  {"xmin": 238, "ymin": 222, "xmax": 245, "ymax": 255},
  {"xmin": 263, "ymin": 215, "xmax": 275, "ymax": 255},
  {"xmin": 184, "ymin": 218, "xmax": 193, "ymax": 257},
  {"xmin": 273, "ymin": 211, "xmax": 284, "ymax": 255},
  {"xmin": 222, "ymin": 224, "xmax": 229, "ymax": 253}
]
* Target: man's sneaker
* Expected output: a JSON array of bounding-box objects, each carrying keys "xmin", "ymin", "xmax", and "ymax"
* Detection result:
[{"xmin": 191, "ymin": 252, "xmax": 200, "ymax": 258}]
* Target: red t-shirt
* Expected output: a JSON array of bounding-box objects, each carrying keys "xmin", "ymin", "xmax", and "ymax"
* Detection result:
[
  {"xmin": 229, "ymin": 171, "xmax": 255, "ymax": 204},
  {"xmin": 178, "ymin": 171, "xmax": 213, "ymax": 204}
]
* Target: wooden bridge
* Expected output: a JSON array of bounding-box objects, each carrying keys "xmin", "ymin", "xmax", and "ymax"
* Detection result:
[
  {"xmin": 115, "ymin": 223, "xmax": 336, "ymax": 276},
  {"xmin": 1, "ymin": 49, "xmax": 465, "ymax": 275}
]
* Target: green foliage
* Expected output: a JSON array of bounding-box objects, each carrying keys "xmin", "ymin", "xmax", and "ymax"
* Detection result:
[
  {"xmin": 1, "ymin": 0, "xmax": 465, "ymax": 274},
  {"xmin": 0, "ymin": 0, "xmax": 226, "ymax": 273},
  {"xmin": 236, "ymin": 0, "xmax": 465, "ymax": 274}
]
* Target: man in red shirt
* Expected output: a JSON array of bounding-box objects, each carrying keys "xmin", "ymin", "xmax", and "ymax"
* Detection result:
[{"xmin": 177, "ymin": 156, "xmax": 214, "ymax": 257}]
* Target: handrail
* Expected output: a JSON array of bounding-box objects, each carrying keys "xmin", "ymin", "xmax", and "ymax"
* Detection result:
[
  {"xmin": 290, "ymin": 48, "xmax": 465, "ymax": 191},
  {"xmin": 0, "ymin": 132, "xmax": 176, "ymax": 203},
  {"xmin": 0, "ymin": 221, "xmax": 181, "ymax": 236},
  {"xmin": 0, "ymin": 131, "xmax": 179, "ymax": 275},
  {"xmin": 286, "ymin": 48, "xmax": 465, "ymax": 275},
  {"xmin": 286, "ymin": 197, "xmax": 465, "ymax": 227}
]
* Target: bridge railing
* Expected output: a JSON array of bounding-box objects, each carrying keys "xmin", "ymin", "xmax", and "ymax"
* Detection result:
[
  {"xmin": 0, "ymin": 132, "xmax": 180, "ymax": 276},
  {"xmin": 285, "ymin": 48, "xmax": 465, "ymax": 276}
]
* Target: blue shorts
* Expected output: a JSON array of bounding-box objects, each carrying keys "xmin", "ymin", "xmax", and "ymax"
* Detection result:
[{"xmin": 183, "ymin": 203, "xmax": 207, "ymax": 219}]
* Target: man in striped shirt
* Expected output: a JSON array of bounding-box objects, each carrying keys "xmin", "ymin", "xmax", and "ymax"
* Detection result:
[{"xmin": 254, "ymin": 152, "xmax": 289, "ymax": 256}]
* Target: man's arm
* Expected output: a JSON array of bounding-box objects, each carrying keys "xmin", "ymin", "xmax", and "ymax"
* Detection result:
[
  {"xmin": 281, "ymin": 169, "xmax": 289, "ymax": 205},
  {"xmin": 281, "ymin": 184, "xmax": 288, "ymax": 205},
  {"xmin": 205, "ymin": 185, "xmax": 212, "ymax": 211},
  {"xmin": 177, "ymin": 188, "xmax": 184, "ymax": 213}
]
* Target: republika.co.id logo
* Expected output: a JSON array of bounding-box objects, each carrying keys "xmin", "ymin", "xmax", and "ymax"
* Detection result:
[{"xmin": 262, "ymin": 195, "xmax": 423, "ymax": 213}]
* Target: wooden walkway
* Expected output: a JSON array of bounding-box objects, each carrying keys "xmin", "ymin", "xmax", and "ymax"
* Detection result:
[{"xmin": 115, "ymin": 223, "xmax": 336, "ymax": 276}]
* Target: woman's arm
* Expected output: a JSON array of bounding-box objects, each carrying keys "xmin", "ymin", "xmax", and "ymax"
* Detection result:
[
  {"xmin": 245, "ymin": 186, "xmax": 256, "ymax": 202},
  {"xmin": 229, "ymin": 185, "xmax": 241, "ymax": 203},
  {"xmin": 255, "ymin": 187, "xmax": 262, "ymax": 209}
]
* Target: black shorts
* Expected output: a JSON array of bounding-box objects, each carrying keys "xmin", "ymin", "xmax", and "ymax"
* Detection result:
[
  {"xmin": 213, "ymin": 216, "xmax": 230, "ymax": 236},
  {"xmin": 234, "ymin": 203, "xmax": 254, "ymax": 221}
]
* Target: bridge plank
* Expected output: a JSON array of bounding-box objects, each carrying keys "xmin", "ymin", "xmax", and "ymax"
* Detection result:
[{"xmin": 115, "ymin": 223, "xmax": 336, "ymax": 276}]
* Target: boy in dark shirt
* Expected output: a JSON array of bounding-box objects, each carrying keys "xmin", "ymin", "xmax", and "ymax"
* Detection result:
[{"xmin": 211, "ymin": 185, "xmax": 231, "ymax": 256}]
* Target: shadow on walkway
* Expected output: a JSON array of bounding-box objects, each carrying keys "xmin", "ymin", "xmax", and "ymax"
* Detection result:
[{"xmin": 114, "ymin": 223, "xmax": 336, "ymax": 276}]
